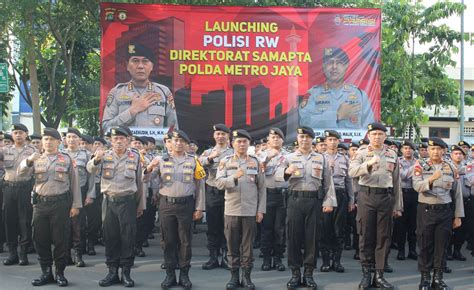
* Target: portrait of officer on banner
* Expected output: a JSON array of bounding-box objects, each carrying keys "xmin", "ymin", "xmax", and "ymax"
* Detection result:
[
  {"xmin": 299, "ymin": 47, "xmax": 375, "ymax": 129},
  {"xmin": 102, "ymin": 43, "xmax": 178, "ymax": 134}
]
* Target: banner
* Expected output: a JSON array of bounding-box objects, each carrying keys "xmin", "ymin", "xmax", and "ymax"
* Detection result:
[{"xmin": 100, "ymin": 3, "xmax": 381, "ymax": 144}]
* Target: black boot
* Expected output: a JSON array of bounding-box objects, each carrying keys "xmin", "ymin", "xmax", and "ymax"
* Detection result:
[
  {"xmin": 407, "ymin": 244, "xmax": 417, "ymax": 260},
  {"xmin": 261, "ymin": 257, "xmax": 272, "ymax": 271},
  {"xmin": 358, "ymin": 266, "xmax": 372, "ymax": 290},
  {"xmin": 99, "ymin": 266, "xmax": 120, "ymax": 287},
  {"xmin": 431, "ymin": 269, "xmax": 449, "ymax": 290},
  {"xmin": 446, "ymin": 247, "xmax": 453, "ymax": 260},
  {"xmin": 453, "ymin": 248, "xmax": 466, "ymax": 261},
  {"xmin": 320, "ymin": 250, "xmax": 331, "ymax": 272},
  {"xmin": 3, "ymin": 244, "xmax": 19, "ymax": 265},
  {"xmin": 161, "ymin": 268, "xmax": 177, "ymax": 288},
  {"xmin": 179, "ymin": 266, "xmax": 192, "ymax": 288},
  {"xmin": 384, "ymin": 263, "xmax": 393, "ymax": 273},
  {"xmin": 443, "ymin": 266, "xmax": 452, "ymax": 274},
  {"xmin": 287, "ymin": 268, "xmax": 301, "ymax": 288},
  {"xmin": 55, "ymin": 265, "xmax": 68, "ymax": 287},
  {"xmin": 19, "ymin": 246, "xmax": 29, "ymax": 266},
  {"xmin": 221, "ymin": 249, "xmax": 230, "ymax": 270},
  {"xmin": 32, "ymin": 264, "xmax": 55, "ymax": 286},
  {"xmin": 134, "ymin": 246, "xmax": 145, "ymax": 257},
  {"xmin": 332, "ymin": 250, "xmax": 345, "ymax": 273},
  {"xmin": 302, "ymin": 267, "xmax": 317, "ymax": 289},
  {"xmin": 353, "ymin": 249, "xmax": 360, "ymax": 260},
  {"xmin": 372, "ymin": 270, "xmax": 394, "ymax": 289},
  {"xmin": 87, "ymin": 241, "xmax": 96, "ymax": 256},
  {"xmin": 121, "ymin": 266, "xmax": 135, "ymax": 287},
  {"xmin": 202, "ymin": 249, "xmax": 219, "ymax": 270},
  {"xmin": 419, "ymin": 271, "xmax": 431, "ymax": 290},
  {"xmin": 273, "ymin": 256, "xmax": 286, "ymax": 271},
  {"xmin": 142, "ymin": 240, "xmax": 149, "ymax": 247},
  {"xmin": 397, "ymin": 248, "xmax": 406, "ymax": 260},
  {"xmin": 226, "ymin": 268, "xmax": 240, "ymax": 289},
  {"xmin": 74, "ymin": 250, "xmax": 85, "ymax": 267},
  {"xmin": 241, "ymin": 267, "xmax": 255, "ymax": 289}
]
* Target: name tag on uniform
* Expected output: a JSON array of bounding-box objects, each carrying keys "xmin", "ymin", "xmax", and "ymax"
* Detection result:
[{"xmin": 246, "ymin": 167, "xmax": 258, "ymax": 175}]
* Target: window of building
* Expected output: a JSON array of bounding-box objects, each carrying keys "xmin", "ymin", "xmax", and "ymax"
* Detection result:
[
  {"xmin": 428, "ymin": 127, "xmax": 450, "ymax": 138},
  {"xmin": 464, "ymin": 127, "xmax": 474, "ymax": 136}
]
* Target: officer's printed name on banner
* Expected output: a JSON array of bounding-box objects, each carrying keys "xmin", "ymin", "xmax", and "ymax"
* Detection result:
[{"xmin": 129, "ymin": 127, "xmax": 170, "ymax": 139}]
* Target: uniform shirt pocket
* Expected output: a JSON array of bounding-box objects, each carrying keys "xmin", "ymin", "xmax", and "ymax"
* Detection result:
[
  {"xmin": 3, "ymin": 154, "xmax": 14, "ymax": 168},
  {"xmin": 442, "ymin": 175, "xmax": 454, "ymax": 190},
  {"xmin": 54, "ymin": 166, "xmax": 68, "ymax": 182},
  {"xmin": 34, "ymin": 165, "xmax": 48, "ymax": 183},
  {"xmin": 124, "ymin": 163, "xmax": 136, "ymax": 179},
  {"xmin": 311, "ymin": 163, "xmax": 323, "ymax": 179},
  {"xmin": 102, "ymin": 161, "xmax": 115, "ymax": 179},
  {"xmin": 182, "ymin": 168, "xmax": 193, "ymax": 183},
  {"xmin": 291, "ymin": 162, "xmax": 304, "ymax": 178},
  {"xmin": 148, "ymin": 104, "xmax": 165, "ymax": 115},
  {"xmin": 386, "ymin": 160, "xmax": 396, "ymax": 173}
]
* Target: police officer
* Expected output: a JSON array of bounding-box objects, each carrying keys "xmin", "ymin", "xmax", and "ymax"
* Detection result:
[
  {"xmin": 260, "ymin": 128, "xmax": 287, "ymax": 272},
  {"xmin": 199, "ymin": 124, "xmax": 233, "ymax": 270},
  {"xmin": 102, "ymin": 43, "xmax": 178, "ymax": 133},
  {"xmin": 80, "ymin": 134, "xmax": 94, "ymax": 152},
  {"xmin": 90, "ymin": 127, "xmax": 146, "ymax": 287},
  {"xmin": 65, "ymin": 127, "xmax": 96, "ymax": 267},
  {"xmin": 0, "ymin": 123, "xmax": 36, "ymax": 266},
  {"xmin": 142, "ymin": 136, "xmax": 157, "ymax": 245},
  {"xmin": 19, "ymin": 128, "xmax": 82, "ymax": 287},
  {"xmin": 314, "ymin": 136, "xmax": 327, "ymax": 154},
  {"xmin": 146, "ymin": 130, "xmax": 205, "ymax": 288},
  {"xmin": 345, "ymin": 141, "xmax": 360, "ymax": 253},
  {"xmin": 276, "ymin": 126, "xmax": 336, "ymax": 289},
  {"xmin": 412, "ymin": 138, "xmax": 464, "ymax": 290},
  {"xmin": 0, "ymin": 131, "xmax": 5, "ymax": 254},
  {"xmin": 30, "ymin": 133, "xmax": 43, "ymax": 151},
  {"xmin": 395, "ymin": 140, "xmax": 418, "ymax": 261},
  {"xmin": 320, "ymin": 130, "xmax": 354, "ymax": 273},
  {"xmin": 3, "ymin": 133, "xmax": 13, "ymax": 146},
  {"xmin": 216, "ymin": 129, "xmax": 266, "ymax": 289},
  {"xmin": 299, "ymin": 47, "xmax": 375, "ymax": 129},
  {"xmin": 418, "ymin": 143, "xmax": 429, "ymax": 159},
  {"xmin": 458, "ymin": 141, "xmax": 470, "ymax": 161},
  {"xmin": 349, "ymin": 122, "xmax": 403, "ymax": 290}
]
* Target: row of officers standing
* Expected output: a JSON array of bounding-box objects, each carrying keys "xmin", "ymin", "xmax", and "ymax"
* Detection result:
[{"xmin": 0, "ymin": 121, "xmax": 471, "ymax": 290}]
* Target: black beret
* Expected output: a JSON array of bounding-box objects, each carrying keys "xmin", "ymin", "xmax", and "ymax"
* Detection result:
[
  {"xmin": 131, "ymin": 135, "xmax": 146, "ymax": 145},
  {"xmin": 297, "ymin": 126, "xmax": 315, "ymax": 139},
  {"xmin": 110, "ymin": 127, "xmax": 130, "ymax": 137},
  {"xmin": 105, "ymin": 131, "xmax": 111, "ymax": 138},
  {"xmin": 323, "ymin": 47, "xmax": 349, "ymax": 65},
  {"xmin": 172, "ymin": 130, "xmax": 191, "ymax": 143},
  {"xmin": 4, "ymin": 133, "xmax": 13, "ymax": 141},
  {"xmin": 11, "ymin": 123, "xmax": 28, "ymax": 132},
  {"xmin": 293, "ymin": 141, "xmax": 299, "ymax": 147},
  {"xmin": 428, "ymin": 137, "xmax": 447, "ymax": 149},
  {"xmin": 349, "ymin": 141, "xmax": 360, "ymax": 148},
  {"xmin": 384, "ymin": 139, "xmax": 393, "ymax": 146},
  {"xmin": 338, "ymin": 143, "xmax": 349, "ymax": 150},
  {"xmin": 127, "ymin": 43, "xmax": 155, "ymax": 63},
  {"xmin": 253, "ymin": 139, "xmax": 262, "ymax": 145},
  {"xmin": 43, "ymin": 128, "xmax": 61, "ymax": 140},
  {"xmin": 359, "ymin": 138, "xmax": 369, "ymax": 146},
  {"xmin": 324, "ymin": 130, "xmax": 341, "ymax": 139},
  {"xmin": 269, "ymin": 127, "xmax": 285, "ymax": 140},
  {"xmin": 190, "ymin": 140, "xmax": 198, "ymax": 145},
  {"xmin": 163, "ymin": 132, "xmax": 172, "ymax": 141},
  {"xmin": 29, "ymin": 133, "xmax": 42, "ymax": 140},
  {"xmin": 118, "ymin": 126, "xmax": 133, "ymax": 137},
  {"xmin": 82, "ymin": 134, "xmax": 94, "ymax": 144},
  {"xmin": 458, "ymin": 141, "xmax": 471, "ymax": 147},
  {"xmin": 232, "ymin": 129, "xmax": 251, "ymax": 141},
  {"xmin": 213, "ymin": 123, "xmax": 231, "ymax": 134},
  {"xmin": 401, "ymin": 140, "xmax": 416, "ymax": 150},
  {"xmin": 315, "ymin": 136, "xmax": 326, "ymax": 143},
  {"xmin": 94, "ymin": 136, "xmax": 107, "ymax": 145},
  {"xmin": 367, "ymin": 122, "xmax": 387, "ymax": 132},
  {"xmin": 146, "ymin": 136, "xmax": 156, "ymax": 145},
  {"xmin": 418, "ymin": 143, "xmax": 428, "ymax": 149},
  {"xmin": 67, "ymin": 127, "xmax": 82, "ymax": 138},
  {"xmin": 450, "ymin": 145, "xmax": 466, "ymax": 156}
]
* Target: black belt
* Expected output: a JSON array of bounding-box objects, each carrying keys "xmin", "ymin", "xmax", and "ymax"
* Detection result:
[
  {"xmin": 420, "ymin": 203, "xmax": 451, "ymax": 210},
  {"xmin": 3, "ymin": 179, "xmax": 33, "ymax": 187},
  {"xmin": 360, "ymin": 186, "xmax": 391, "ymax": 195},
  {"xmin": 161, "ymin": 194, "xmax": 193, "ymax": 204},
  {"xmin": 37, "ymin": 192, "xmax": 70, "ymax": 204},
  {"xmin": 288, "ymin": 190, "xmax": 318, "ymax": 198},
  {"xmin": 267, "ymin": 188, "xmax": 285, "ymax": 194},
  {"xmin": 106, "ymin": 195, "xmax": 134, "ymax": 203}
]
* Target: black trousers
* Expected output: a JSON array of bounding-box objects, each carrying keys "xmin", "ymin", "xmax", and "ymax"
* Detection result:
[
  {"xmin": 321, "ymin": 188, "xmax": 349, "ymax": 253},
  {"xmin": 159, "ymin": 196, "xmax": 194, "ymax": 269},
  {"xmin": 0, "ymin": 184, "xmax": 5, "ymax": 246},
  {"xmin": 261, "ymin": 188, "xmax": 286, "ymax": 258},
  {"xmin": 451, "ymin": 197, "xmax": 474, "ymax": 250},
  {"xmin": 32, "ymin": 198, "xmax": 71, "ymax": 267},
  {"xmin": 103, "ymin": 197, "xmax": 137, "ymax": 268},
  {"xmin": 417, "ymin": 203, "xmax": 453, "ymax": 272},
  {"xmin": 357, "ymin": 190, "xmax": 394, "ymax": 270},
  {"xmin": 395, "ymin": 188, "xmax": 418, "ymax": 251},
  {"xmin": 205, "ymin": 185, "xmax": 226, "ymax": 252},
  {"xmin": 225, "ymin": 215, "xmax": 256, "ymax": 269},
  {"xmin": 142, "ymin": 188, "xmax": 156, "ymax": 239},
  {"xmin": 287, "ymin": 195, "xmax": 322, "ymax": 269},
  {"xmin": 3, "ymin": 181, "xmax": 33, "ymax": 250},
  {"xmin": 85, "ymin": 183, "xmax": 102, "ymax": 244},
  {"xmin": 70, "ymin": 185, "xmax": 87, "ymax": 253}
]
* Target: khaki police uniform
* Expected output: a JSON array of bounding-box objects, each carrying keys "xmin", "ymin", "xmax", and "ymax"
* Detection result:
[
  {"xmin": 102, "ymin": 81, "xmax": 178, "ymax": 133},
  {"xmin": 0, "ymin": 143, "xmax": 36, "ymax": 262}
]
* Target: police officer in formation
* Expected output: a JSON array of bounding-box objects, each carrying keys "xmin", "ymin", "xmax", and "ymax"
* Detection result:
[
  {"xmin": 146, "ymin": 130, "xmax": 205, "ymax": 288},
  {"xmin": 216, "ymin": 129, "xmax": 266, "ymax": 289},
  {"xmin": 412, "ymin": 137, "xmax": 464, "ymax": 290},
  {"xmin": 349, "ymin": 122, "xmax": 403, "ymax": 290},
  {"xmin": 0, "ymin": 124, "xmax": 36, "ymax": 266},
  {"xmin": 276, "ymin": 126, "xmax": 337, "ymax": 289},
  {"xmin": 320, "ymin": 130, "xmax": 354, "ymax": 273},
  {"xmin": 199, "ymin": 124, "xmax": 233, "ymax": 270},
  {"xmin": 19, "ymin": 128, "xmax": 82, "ymax": 287},
  {"xmin": 260, "ymin": 128, "xmax": 287, "ymax": 272}
]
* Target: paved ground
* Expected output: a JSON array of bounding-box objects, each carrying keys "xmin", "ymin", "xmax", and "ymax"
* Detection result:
[{"xmin": 1, "ymin": 225, "xmax": 474, "ymax": 290}]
